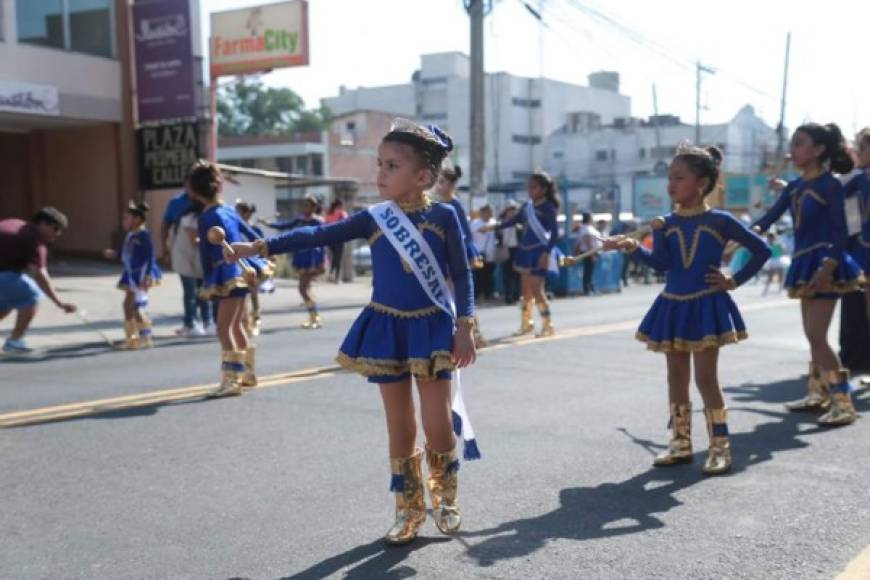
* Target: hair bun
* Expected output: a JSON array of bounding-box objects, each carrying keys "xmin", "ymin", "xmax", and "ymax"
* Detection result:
[
  {"xmin": 705, "ymin": 146, "xmax": 723, "ymax": 167},
  {"xmin": 454, "ymin": 164, "xmax": 463, "ymax": 180}
]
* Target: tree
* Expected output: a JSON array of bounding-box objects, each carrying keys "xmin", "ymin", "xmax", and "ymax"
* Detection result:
[{"xmin": 216, "ymin": 79, "xmax": 330, "ymax": 136}]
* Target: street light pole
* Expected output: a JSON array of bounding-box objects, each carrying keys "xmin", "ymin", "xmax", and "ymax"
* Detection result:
[
  {"xmin": 465, "ymin": 0, "xmax": 491, "ymax": 201},
  {"xmin": 695, "ymin": 61, "xmax": 715, "ymax": 144}
]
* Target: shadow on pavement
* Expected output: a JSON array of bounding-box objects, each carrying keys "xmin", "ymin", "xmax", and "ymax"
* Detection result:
[
  {"xmin": 281, "ymin": 536, "xmax": 450, "ymax": 580},
  {"xmin": 457, "ymin": 377, "xmax": 841, "ymax": 568}
]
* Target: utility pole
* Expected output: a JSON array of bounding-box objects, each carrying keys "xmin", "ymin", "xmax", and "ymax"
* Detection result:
[
  {"xmin": 652, "ymin": 84, "xmax": 662, "ymax": 159},
  {"xmin": 465, "ymin": 0, "xmax": 492, "ymax": 200},
  {"xmin": 695, "ymin": 61, "xmax": 715, "ymax": 144},
  {"xmin": 775, "ymin": 32, "xmax": 791, "ymax": 165}
]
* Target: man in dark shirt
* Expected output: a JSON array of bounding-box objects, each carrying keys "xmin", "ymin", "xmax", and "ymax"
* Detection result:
[{"xmin": 0, "ymin": 207, "xmax": 77, "ymax": 353}]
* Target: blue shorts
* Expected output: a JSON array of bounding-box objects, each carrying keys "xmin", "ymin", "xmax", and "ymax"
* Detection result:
[{"xmin": 0, "ymin": 271, "xmax": 43, "ymax": 311}]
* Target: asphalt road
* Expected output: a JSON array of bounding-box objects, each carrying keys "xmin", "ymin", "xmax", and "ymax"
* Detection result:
[{"xmin": 2, "ymin": 284, "xmax": 869, "ymax": 579}]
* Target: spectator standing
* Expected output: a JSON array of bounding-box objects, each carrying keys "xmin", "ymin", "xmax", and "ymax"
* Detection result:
[
  {"xmin": 470, "ymin": 205, "xmax": 497, "ymax": 301},
  {"xmin": 324, "ymin": 199, "xmax": 349, "ymax": 283},
  {"xmin": 575, "ymin": 212, "xmax": 602, "ymax": 295}
]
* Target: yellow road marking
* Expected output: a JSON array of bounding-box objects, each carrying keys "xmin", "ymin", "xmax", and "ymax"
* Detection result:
[
  {"xmin": 0, "ymin": 298, "xmax": 793, "ymax": 428},
  {"xmin": 838, "ymin": 545, "xmax": 870, "ymax": 580}
]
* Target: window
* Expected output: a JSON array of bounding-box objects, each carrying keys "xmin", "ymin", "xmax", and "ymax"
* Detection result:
[
  {"xmin": 16, "ymin": 0, "xmax": 64, "ymax": 49},
  {"xmin": 512, "ymin": 97, "xmax": 541, "ymax": 108},
  {"xmin": 421, "ymin": 76, "xmax": 448, "ymax": 86},
  {"xmin": 277, "ymin": 157, "xmax": 293, "ymax": 173},
  {"xmin": 345, "ymin": 121, "xmax": 356, "ymax": 132},
  {"xmin": 69, "ymin": 0, "xmax": 113, "ymax": 57},
  {"xmin": 553, "ymin": 151, "xmax": 564, "ymax": 159},
  {"xmin": 595, "ymin": 149, "xmax": 608, "ymax": 161},
  {"xmin": 512, "ymin": 171, "xmax": 533, "ymax": 180},
  {"xmin": 311, "ymin": 154, "xmax": 324, "ymax": 176},
  {"xmin": 512, "ymin": 135, "xmax": 542, "ymax": 145},
  {"xmin": 638, "ymin": 148, "xmax": 646, "ymax": 159},
  {"xmin": 16, "ymin": 0, "xmax": 114, "ymax": 57}
]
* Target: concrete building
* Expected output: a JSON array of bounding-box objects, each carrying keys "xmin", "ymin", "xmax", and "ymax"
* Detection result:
[
  {"xmin": 543, "ymin": 105, "xmax": 778, "ymax": 213},
  {"xmin": 323, "ymin": 52, "xmax": 631, "ymax": 192},
  {"xmin": 217, "ymin": 132, "xmax": 327, "ymax": 176},
  {"xmin": 0, "ymin": 0, "xmax": 138, "ymax": 254},
  {"xmin": 327, "ymin": 109, "xmax": 397, "ymax": 206}
]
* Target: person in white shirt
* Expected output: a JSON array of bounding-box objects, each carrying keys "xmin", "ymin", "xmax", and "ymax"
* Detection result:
[
  {"xmin": 171, "ymin": 204, "xmax": 211, "ymax": 336},
  {"xmin": 574, "ymin": 212, "xmax": 601, "ymax": 296},
  {"xmin": 470, "ymin": 205, "xmax": 497, "ymax": 301},
  {"xmin": 498, "ymin": 202, "xmax": 521, "ymax": 304}
]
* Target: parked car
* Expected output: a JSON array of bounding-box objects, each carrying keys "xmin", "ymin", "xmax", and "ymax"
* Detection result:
[{"xmin": 353, "ymin": 244, "xmax": 372, "ymax": 275}]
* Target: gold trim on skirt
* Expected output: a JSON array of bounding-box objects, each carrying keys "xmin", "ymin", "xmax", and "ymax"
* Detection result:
[
  {"xmin": 636, "ymin": 330, "xmax": 748, "ymax": 353},
  {"xmin": 199, "ymin": 277, "xmax": 248, "ymax": 300},
  {"xmin": 787, "ymin": 276, "xmax": 865, "ymax": 299},
  {"xmin": 336, "ymin": 351, "xmax": 454, "ymax": 380}
]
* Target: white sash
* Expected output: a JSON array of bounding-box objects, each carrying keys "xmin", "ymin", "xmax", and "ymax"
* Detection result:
[
  {"xmin": 369, "ymin": 201, "xmax": 480, "ymax": 460},
  {"xmin": 524, "ymin": 202, "xmax": 562, "ymax": 274}
]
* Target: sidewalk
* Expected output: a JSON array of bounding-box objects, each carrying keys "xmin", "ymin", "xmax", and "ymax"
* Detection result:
[{"xmin": 3, "ymin": 260, "xmax": 374, "ymax": 351}]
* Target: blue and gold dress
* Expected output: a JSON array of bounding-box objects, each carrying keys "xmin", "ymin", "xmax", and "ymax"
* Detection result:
[
  {"xmin": 844, "ymin": 168, "xmax": 870, "ymax": 275},
  {"xmin": 754, "ymin": 171, "xmax": 864, "ymax": 298},
  {"xmin": 632, "ymin": 205, "xmax": 770, "ymax": 352},
  {"xmin": 496, "ymin": 198, "xmax": 559, "ymax": 277},
  {"xmin": 264, "ymin": 197, "xmax": 475, "ymax": 383},
  {"xmin": 268, "ymin": 216, "xmax": 327, "ymax": 274},
  {"xmin": 199, "ymin": 203, "xmax": 272, "ymax": 300},
  {"xmin": 117, "ymin": 227, "xmax": 162, "ymax": 296}
]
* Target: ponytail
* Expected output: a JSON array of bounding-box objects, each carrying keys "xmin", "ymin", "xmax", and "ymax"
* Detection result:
[{"xmin": 797, "ymin": 122, "xmax": 855, "ymax": 174}]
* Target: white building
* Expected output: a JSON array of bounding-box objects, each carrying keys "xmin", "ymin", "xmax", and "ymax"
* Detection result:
[
  {"xmin": 544, "ymin": 105, "xmax": 779, "ymax": 213},
  {"xmin": 323, "ymin": 52, "xmax": 631, "ymax": 193}
]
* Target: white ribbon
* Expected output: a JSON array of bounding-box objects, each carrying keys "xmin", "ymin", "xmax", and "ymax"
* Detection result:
[
  {"xmin": 369, "ymin": 201, "xmax": 481, "ymax": 460},
  {"xmin": 524, "ymin": 202, "xmax": 562, "ymax": 274}
]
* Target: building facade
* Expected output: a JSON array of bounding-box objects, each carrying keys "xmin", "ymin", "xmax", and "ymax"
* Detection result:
[
  {"xmin": 323, "ymin": 52, "xmax": 631, "ymax": 193},
  {"xmin": 0, "ymin": 0, "xmax": 138, "ymax": 254},
  {"xmin": 543, "ymin": 105, "xmax": 778, "ymax": 213}
]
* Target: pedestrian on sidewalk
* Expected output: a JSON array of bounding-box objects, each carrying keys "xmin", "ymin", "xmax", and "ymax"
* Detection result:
[
  {"xmin": 103, "ymin": 201, "xmax": 162, "ymax": 349},
  {"xmin": 324, "ymin": 199, "xmax": 348, "ymax": 283},
  {"xmin": 754, "ymin": 123, "xmax": 865, "ymax": 426},
  {"xmin": 171, "ymin": 200, "xmax": 212, "ymax": 337},
  {"xmin": 470, "ymin": 205, "xmax": 496, "ymax": 302},
  {"xmin": 231, "ymin": 119, "xmax": 478, "ymax": 546},
  {"xmin": 261, "ymin": 196, "xmax": 326, "ymax": 329},
  {"xmin": 575, "ymin": 212, "xmax": 602, "ymax": 296},
  {"xmin": 498, "ymin": 203, "xmax": 521, "ymax": 304},
  {"xmin": 603, "ymin": 144, "xmax": 770, "ymax": 476},
  {"xmin": 435, "ymin": 162, "xmax": 488, "ymax": 347},
  {"xmin": 189, "ymin": 161, "xmax": 273, "ymax": 398},
  {"xmin": 162, "ymin": 187, "xmax": 212, "ymax": 337},
  {"xmin": 0, "ymin": 207, "xmax": 78, "ymax": 353}
]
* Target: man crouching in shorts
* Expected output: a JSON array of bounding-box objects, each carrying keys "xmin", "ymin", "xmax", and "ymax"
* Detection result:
[{"xmin": 0, "ymin": 207, "xmax": 77, "ymax": 353}]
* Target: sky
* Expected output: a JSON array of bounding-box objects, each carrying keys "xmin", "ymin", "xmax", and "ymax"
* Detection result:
[{"xmin": 201, "ymin": 0, "xmax": 870, "ymax": 140}]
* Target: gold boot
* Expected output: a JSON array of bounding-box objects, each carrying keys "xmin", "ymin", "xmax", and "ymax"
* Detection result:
[
  {"xmin": 137, "ymin": 317, "xmax": 154, "ymax": 348},
  {"xmin": 301, "ymin": 300, "xmax": 322, "ymax": 329},
  {"xmin": 385, "ymin": 449, "xmax": 426, "ymax": 545},
  {"xmin": 703, "ymin": 408, "xmax": 732, "ymax": 476},
  {"xmin": 251, "ymin": 310, "xmax": 262, "ymax": 337},
  {"xmin": 240, "ymin": 346, "xmax": 257, "ymax": 389},
  {"xmin": 654, "ymin": 403, "xmax": 693, "ymax": 466},
  {"xmin": 425, "ymin": 445, "xmax": 462, "ymax": 535},
  {"xmin": 117, "ymin": 319, "xmax": 139, "ymax": 349},
  {"xmin": 514, "ymin": 299, "xmax": 534, "ymax": 336},
  {"xmin": 818, "ymin": 370, "xmax": 857, "ymax": 426},
  {"xmin": 207, "ymin": 351, "xmax": 244, "ymax": 398},
  {"xmin": 785, "ymin": 362, "xmax": 830, "ymax": 412},
  {"xmin": 472, "ymin": 316, "xmax": 488, "ymax": 348},
  {"xmin": 535, "ymin": 300, "xmax": 554, "ymax": 337}
]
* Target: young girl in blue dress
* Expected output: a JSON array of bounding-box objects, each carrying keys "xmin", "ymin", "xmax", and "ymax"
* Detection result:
[
  {"xmin": 434, "ymin": 163, "xmax": 488, "ymax": 347},
  {"xmin": 262, "ymin": 196, "xmax": 326, "ymax": 329},
  {"xmin": 103, "ymin": 201, "xmax": 162, "ymax": 349},
  {"xmin": 603, "ymin": 145, "xmax": 770, "ymax": 475},
  {"xmin": 231, "ymin": 119, "xmax": 477, "ymax": 545},
  {"xmin": 188, "ymin": 162, "xmax": 273, "ymax": 398},
  {"xmin": 489, "ymin": 171, "xmax": 560, "ymax": 337},
  {"xmin": 844, "ymin": 128, "xmax": 870, "ymax": 324},
  {"xmin": 755, "ymin": 123, "xmax": 865, "ymax": 426}
]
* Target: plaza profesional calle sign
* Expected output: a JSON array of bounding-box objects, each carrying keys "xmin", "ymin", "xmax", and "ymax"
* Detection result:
[{"xmin": 210, "ymin": 0, "xmax": 309, "ymax": 77}]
